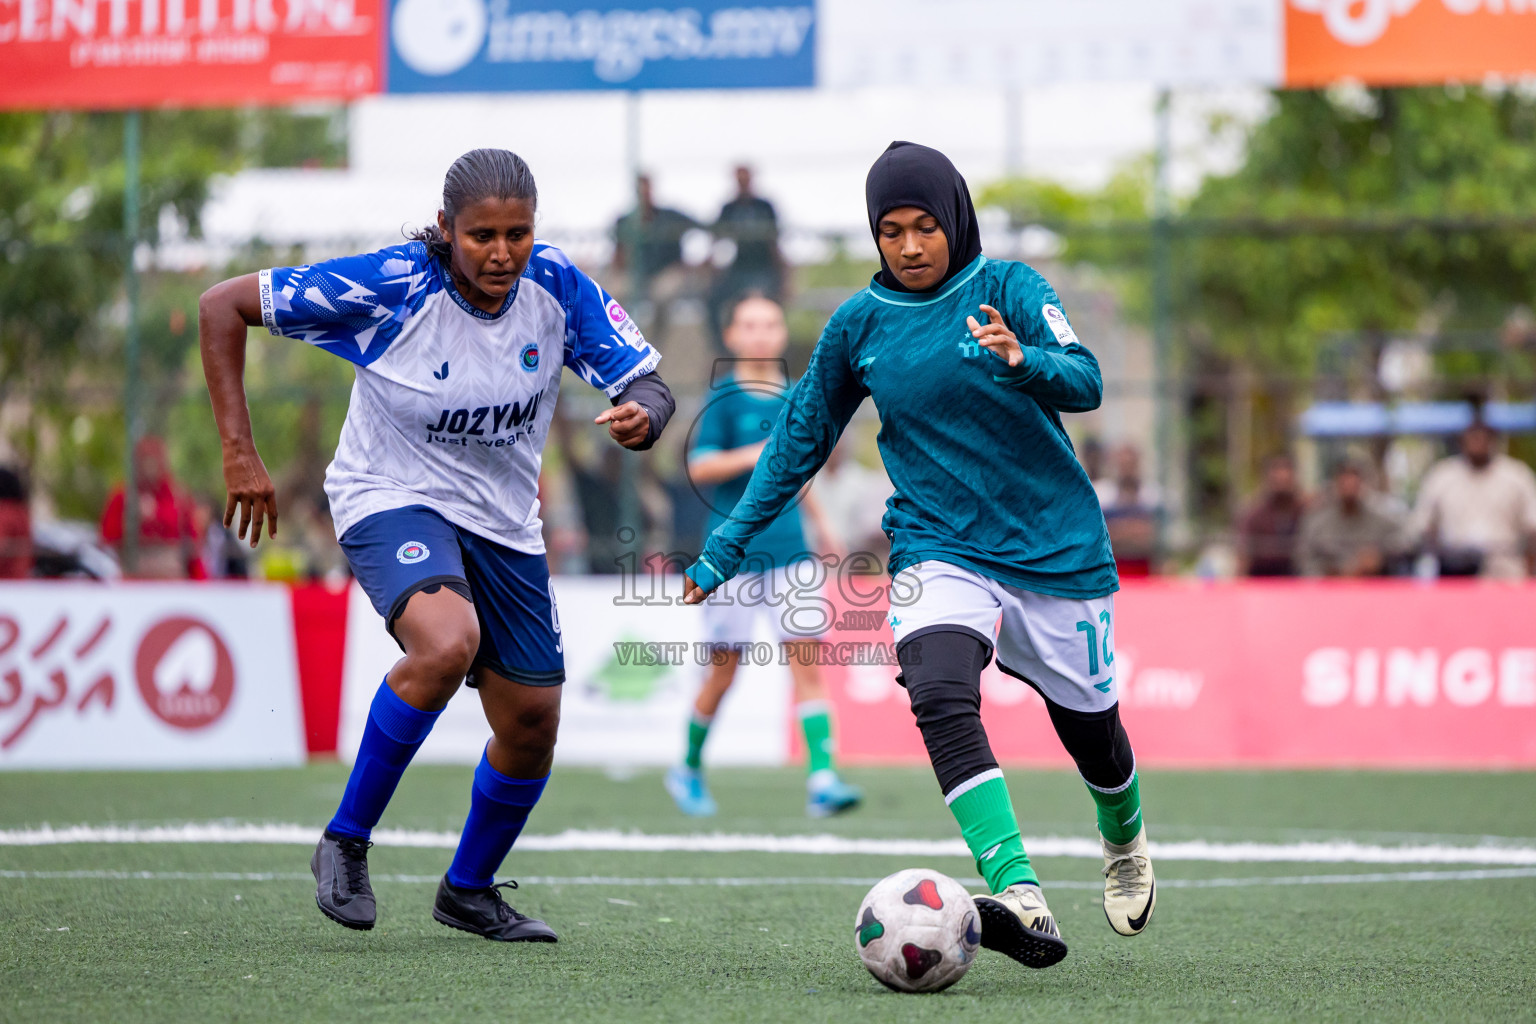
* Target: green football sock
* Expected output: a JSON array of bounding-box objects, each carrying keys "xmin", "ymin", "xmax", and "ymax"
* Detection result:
[
  {"xmin": 798, "ymin": 701, "xmax": 835, "ymax": 775},
  {"xmin": 684, "ymin": 711, "xmax": 712, "ymax": 771},
  {"xmin": 1087, "ymin": 770, "xmax": 1143, "ymax": 846},
  {"xmin": 946, "ymin": 771, "xmax": 1038, "ymax": 893}
]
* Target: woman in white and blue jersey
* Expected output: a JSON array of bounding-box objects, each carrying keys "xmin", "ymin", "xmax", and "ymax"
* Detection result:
[
  {"xmin": 682, "ymin": 143, "xmax": 1157, "ymax": 971},
  {"xmin": 199, "ymin": 149, "xmax": 675, "ymax": 942}
]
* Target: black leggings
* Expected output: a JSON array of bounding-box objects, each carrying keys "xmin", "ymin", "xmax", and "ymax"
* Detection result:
[{"xmin": 896, "ymin": 629, "xmax": 1134, "ymax": 796}]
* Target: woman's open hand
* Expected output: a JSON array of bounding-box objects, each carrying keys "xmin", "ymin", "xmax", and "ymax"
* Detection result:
[
  {"xmin": 966, "ymin": 304, "xmax": 1021, "ymax": 367},
  {"xmin": 222, "ymin": 444, "xmax": 278, "ymax": 548}
]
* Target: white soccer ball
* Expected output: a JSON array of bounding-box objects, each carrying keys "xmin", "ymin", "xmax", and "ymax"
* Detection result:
[{"xmin": 854, "ymin": 868, "xmax": 980, "ymax": 993}]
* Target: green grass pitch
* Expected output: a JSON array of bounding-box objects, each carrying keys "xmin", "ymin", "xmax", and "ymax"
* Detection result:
[{"xmin": 1, "ymin": 765, "xmax": 1533, "ymax": 1023}]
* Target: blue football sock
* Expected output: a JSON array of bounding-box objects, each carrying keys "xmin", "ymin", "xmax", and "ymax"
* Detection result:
[
  {"xmin": 445, "ymin": 751, "xmax": 549, "ymax": 890},
  {"xmin": 327, "ymin": 678, "xmax": 441, "ymax": 840}
]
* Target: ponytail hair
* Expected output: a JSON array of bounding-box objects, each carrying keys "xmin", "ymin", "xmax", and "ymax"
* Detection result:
[{"xmin": 408, "ymin": 148, "xmax": 538, "ymax": 259}]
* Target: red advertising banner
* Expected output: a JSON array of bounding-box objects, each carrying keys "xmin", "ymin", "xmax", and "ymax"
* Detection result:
[
  {"xmin": 816, "ymin": 580, "xmax": 1536, "ymax": 769},
  {"xmin": 289, "ymin": 581, "xmax": 348, "ymax": 756},
  {"xmin": 0, "ymin": 0, "xmax": 382, "ymax": 110}
]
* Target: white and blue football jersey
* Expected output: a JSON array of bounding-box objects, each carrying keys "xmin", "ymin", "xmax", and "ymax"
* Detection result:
[{"xmin": 258, "ymin": 240, "xmax": 660, "ymax": 553}]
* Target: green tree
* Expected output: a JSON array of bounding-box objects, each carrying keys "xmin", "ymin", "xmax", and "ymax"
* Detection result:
[
  {"xmin": 0, "ymin": 107, "xmax": 349, "ymax": 519},
  {"xmin": 981, "ymin": 86, "xmax": 1536, "ymax": 524},
  {"xmin": 1180, "ymin": 87, "xmax": 1536, "ymax": 372}
]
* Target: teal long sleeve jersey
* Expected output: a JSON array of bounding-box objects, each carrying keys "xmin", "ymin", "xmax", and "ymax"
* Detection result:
[{"xmin": 685, "ymin": 255, "xmax": 1119, "ymax": 600}]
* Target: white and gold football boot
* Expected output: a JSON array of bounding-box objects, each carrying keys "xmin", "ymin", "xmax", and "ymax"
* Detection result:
[
  {"xmin": 1102, "ymin": 825, "xmax": 1156, "ymax": 936},
  {"xmin": 973, "ymin": 883, "xmax": 1068, "ymax": 968}
]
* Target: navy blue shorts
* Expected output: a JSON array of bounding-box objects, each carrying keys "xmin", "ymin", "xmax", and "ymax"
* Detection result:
[{"xmin": 339, "ymin": 505, "xmax": 564, "ymax": 687}]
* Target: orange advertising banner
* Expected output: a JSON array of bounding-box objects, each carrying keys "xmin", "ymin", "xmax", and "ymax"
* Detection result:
[
  {"xmin": 0, "ymin": 0, "xmax": 382, "ymax": 110},
  {"xmin": 1286, "ymin": 0, "xmax": 1536, "ymax": 87}
]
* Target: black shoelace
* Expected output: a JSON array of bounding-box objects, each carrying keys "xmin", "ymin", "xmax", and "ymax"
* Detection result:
[
  {"xmin": 334, "ymin": 836, "xmax": 373, "ymax": 892},
  {"xmin": 487, "ymin": 880, "xmax": 524, "ymax": 922}
]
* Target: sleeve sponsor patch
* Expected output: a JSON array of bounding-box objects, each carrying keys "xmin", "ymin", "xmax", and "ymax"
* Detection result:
[
  {"xmin": 568, "ymin": 268, "xmax": 660, "ymax": 395},
  {"xmin": 1041, "ymin": 303, "xmax": 1078, "ymax": 346},
  {"xmin": 257, "ymin": 268, "xmax": 277, "ymax": 332},
  {"xmin": 606, "ymin": 298, "xmax": 649, "ymax": 351}
]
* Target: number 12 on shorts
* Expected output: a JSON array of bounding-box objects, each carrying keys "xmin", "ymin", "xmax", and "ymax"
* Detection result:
[{"xmin": 1075, "ymin": 610, "xmax": 1114, "ymax": 678}]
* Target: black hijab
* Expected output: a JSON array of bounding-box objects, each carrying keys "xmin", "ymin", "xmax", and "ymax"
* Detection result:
[{"xmin": 865, "ymin": 141, "xmax": 983, "ymax": 293}]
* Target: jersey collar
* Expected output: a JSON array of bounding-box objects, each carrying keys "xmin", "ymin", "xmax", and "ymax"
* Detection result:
[
  {"xmin": 865, "ymin": 254, "xmax": 987, "ymax": 307},
  {"xmin": 436, "ymin": 258, "xmax": 519, "ymax": 320}
]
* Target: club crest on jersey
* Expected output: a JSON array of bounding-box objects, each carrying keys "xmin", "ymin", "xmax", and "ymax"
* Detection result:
[
  {"xmin": 396, "ymin": 541, "xmax": 430, "ymax": 564},
  {"xmin": 520, "ymin": 343, "xmax": 540, "ymax": 372}
]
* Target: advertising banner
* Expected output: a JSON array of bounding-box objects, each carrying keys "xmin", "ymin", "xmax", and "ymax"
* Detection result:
[
  {"xmin": 821, "ymin": 0, "xmax": 1282, "ymax": 90},
  {"xmin": 0, "ymin": 582, "xmax": 306, "ymax": 768},
  {"xmin": 337, "ymin": 576, "xmax": 790, "ymax": 766},
  {"xmin": 0, "ymin": 0, "xmax": 383, "ymax": 110},
  {"xmin": 1285, "ymin": 0, "xmax": 1536, "ymax": 86},
  {"xmin": 385, "ymin": 0, "xmax": 816, "ymax": 94},
  {"xmin": 817, "ymin": 579, "xmax": 1536, "ymax": 769}
]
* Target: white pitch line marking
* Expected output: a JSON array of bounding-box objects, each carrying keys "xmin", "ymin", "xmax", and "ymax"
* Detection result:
[
  {"xmin": 0, "ymin": 824, "xmax": 1534, "ymax": 865},
  {"xmin": 1, "ymin": 867, "xmax": 1534, "ymax": 888}
]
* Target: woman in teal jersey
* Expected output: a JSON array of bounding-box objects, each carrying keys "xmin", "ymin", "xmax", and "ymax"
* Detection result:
[
  {"xmin": 665, "ymin": 294, "xmax": 863, "ymax": 820},
  {"xmin": 682, "ymin": 142, "xmax": 1156, "ymax": 971}
]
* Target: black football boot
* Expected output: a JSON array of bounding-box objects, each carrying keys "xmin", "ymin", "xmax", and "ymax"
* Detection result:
[
  {"xmin": 311, "ymin": 830, "xmax": 376, "ymax": 930},
  {"xmin": 432, "ymin": 877, "xmax": 557, "ymax": 942}
]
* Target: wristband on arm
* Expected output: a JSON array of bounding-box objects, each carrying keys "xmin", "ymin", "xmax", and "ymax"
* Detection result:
[{"xmin": 612, "ymin": 371, "xmax": 676, "ymax": 450}]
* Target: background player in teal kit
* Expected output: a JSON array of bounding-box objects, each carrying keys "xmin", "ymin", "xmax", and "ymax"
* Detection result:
[
  {"xmin": 667, "ymin": 294, "xmax": 863, "ymax": 818},
  {"xmin": 682, "ymin": 142, "xmax": 1156, "ymax": 971}
]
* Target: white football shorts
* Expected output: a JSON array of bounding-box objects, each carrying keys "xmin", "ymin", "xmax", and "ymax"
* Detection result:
[
  {"xmin": 887, "ymin": 560, "xmax": 1118, "ymax": 713},
  {"xmin": 702, "ymin": 564, "xmax": 828, "ymax": 645}
]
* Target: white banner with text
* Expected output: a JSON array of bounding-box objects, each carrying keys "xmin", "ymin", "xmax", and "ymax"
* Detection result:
[
  {"xmin": 338, "ymin": 577, "xmax": 790, "ymax": 767},
  {"xmin": 0, "ymin": 583, "xmax": 306, "ymax": 769}
]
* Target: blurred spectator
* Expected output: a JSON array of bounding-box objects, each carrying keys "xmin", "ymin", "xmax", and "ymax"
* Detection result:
[
  {"xmin": 1078, "ymin": 435, "xmax": 1106, "ymax": 487},
  {"xmin": 1238, "ymin": 453, "xmax": 1305, "ymax": 577},
  {"xmin": 612, "ymin": 174, "xmax": 699, "ymax": 349},
  {"xmin": 708, "ymin": 165, "xmax": 786, "ymax": 346},
  {"xmin": 1409, "ymin": 422, "xmax": 1536, "ymax": 579},
  {"xmin": 1094, "ymin": 444, "xmax": 1162, "ymax": 577},
  {"xmin": 612, "ymin": 175, "xmax": 695, "ymax": 286},
  {"xmin": 0, "ymin": 465, "xmax": 33, "ymax": 578},
  {"xmin": 100, "ymin": 436, "xmax": 198, "ymax": 579},
  {"xmin": 1296, "ymin": 461, "xmax": 1406, "ymax": 577}
]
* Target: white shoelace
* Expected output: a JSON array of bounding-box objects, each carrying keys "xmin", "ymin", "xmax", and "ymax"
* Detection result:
[{"xmin": 1103, "ymin": 852, "xmax": 1150, "ymax": 899}]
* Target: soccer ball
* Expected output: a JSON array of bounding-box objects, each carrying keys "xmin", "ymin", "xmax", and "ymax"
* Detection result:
[{"xmin": 854, "ymin": 868, "xmax": 980, "ymax": 993}]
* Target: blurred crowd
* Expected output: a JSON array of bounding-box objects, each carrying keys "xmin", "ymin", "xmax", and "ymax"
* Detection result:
[
  {"xmin": 1226, "ymin": 422, "xmax": 1536, "ymax": 581},
  {"xmin": 0, "ymin": 167, "xmax": 1533, "ymax": 585},
  {"xmin": 1084, "ymin": 421, "xmax": 1536, "ymax": 581}
]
